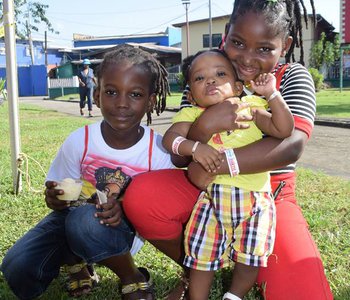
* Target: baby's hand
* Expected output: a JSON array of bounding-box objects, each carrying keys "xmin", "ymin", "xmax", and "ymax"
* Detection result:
[
  {"xmin": 224, "ymin": 96, "xmax": 241, "ymax": 105},
  {"xmin": 250, "ymin": 73, "xmax": 276, "ymax": 99},
  {"xmin": 192, "ymin": 143, "xmax": 224, "ymax": 173}
]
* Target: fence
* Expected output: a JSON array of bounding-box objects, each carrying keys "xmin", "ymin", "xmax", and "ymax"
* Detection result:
[
  {"xmin": 0, "ymin": 65, "xmax": 47, "ymax": 96},
  {"xmin": 325, "ymin": 63, "xmax": 350, "ymax": 88},
  {"xmin": 48, "ymin": 76, "xmax": 79, "ymax": 99}
]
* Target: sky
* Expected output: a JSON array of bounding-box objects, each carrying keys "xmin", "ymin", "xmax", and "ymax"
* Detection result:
[{"xmin": 30, "ymin": 0, "xmax": 341, "ymax": 47}]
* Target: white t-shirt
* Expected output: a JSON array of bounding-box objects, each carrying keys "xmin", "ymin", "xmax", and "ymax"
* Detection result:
[{"xmin": 46, "ymin": 121, "xmax": 173, "ymax": 255}]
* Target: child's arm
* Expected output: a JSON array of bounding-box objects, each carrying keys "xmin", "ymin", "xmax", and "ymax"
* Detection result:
[
  {"xmin": 163, "ymin": 122, "xmax": 223, "ymax": 173},
  {"xmin": 250, "ymin": 73, "xmax": 294, "ymax": 139}
]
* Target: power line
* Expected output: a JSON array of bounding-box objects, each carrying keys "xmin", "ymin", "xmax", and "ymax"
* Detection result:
[{"xmin": 126, "ymin": 2, "xmax": 208, "ymax": 35}]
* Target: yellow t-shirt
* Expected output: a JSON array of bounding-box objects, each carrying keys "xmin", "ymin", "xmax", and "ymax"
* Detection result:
[{"xmin": 173, "ymin": 95, "xmax": 270, "ymax": 192}]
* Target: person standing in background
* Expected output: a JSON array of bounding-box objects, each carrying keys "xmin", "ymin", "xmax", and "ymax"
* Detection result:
[{"xmin": 78, "ymin": 58, "xmax": 96, "ymax": 117}]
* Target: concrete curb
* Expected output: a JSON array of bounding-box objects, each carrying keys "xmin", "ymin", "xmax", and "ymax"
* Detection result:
[{"xmin": 314, "ymin": 119, "xmax": 350, "ymax": 129}]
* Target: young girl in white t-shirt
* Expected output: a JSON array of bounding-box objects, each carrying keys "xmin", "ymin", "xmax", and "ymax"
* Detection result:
[{"xmin": 1, "ymin": 45, "xmax": 172, "ymax": 300}]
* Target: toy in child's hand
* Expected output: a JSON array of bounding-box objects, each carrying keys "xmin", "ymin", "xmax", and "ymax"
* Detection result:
[{"xmin": 55, "ymin": 178, "xmax": 82, "ymax": 201}]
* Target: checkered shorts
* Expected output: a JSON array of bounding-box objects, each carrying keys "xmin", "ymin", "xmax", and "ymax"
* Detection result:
[{"xmin": 183, "ymin": 183, "xmax": 276, "ymax": 271}]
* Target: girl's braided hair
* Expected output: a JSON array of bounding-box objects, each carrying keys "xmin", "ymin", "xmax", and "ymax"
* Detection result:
[
  {"xmin": 230, "ymin": 0, "xmax": 316, "ymax": 65},
  {"xmin": 96, "ymin": 44, "xmax": 170, "ymax": 125}
]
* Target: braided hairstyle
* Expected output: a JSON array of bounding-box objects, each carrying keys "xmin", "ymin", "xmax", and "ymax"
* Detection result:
[
  {"xmin": 230, "ymin": 0, "xmax": 315, "ymax": 65},
  {"xmin": 96, "ymin": 44, "xmax": 170, "ymax": 125}
]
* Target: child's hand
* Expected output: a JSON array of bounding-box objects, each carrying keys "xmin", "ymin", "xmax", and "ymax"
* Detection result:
[
  {"xmin": 250, "ymin": 73, "xmax": 276, "ymax": 99},
  {"xmin": 187, "ymin": 161, "xmax": 216, "ymax": 190},
  {"xmin": 200, "ymin": 100, "xmax": 252, "ymax": 135},
  {"xmin": 95, "ymin": 197, "xmax": 123, "ymax": 227},
  {"xmin": 251, "ymin": 107, "xmax": 271, "ymax": 124},
  {"xmin": 224, "ymin": 96, "xmax": 241, "ymax": 105},
  {"xmin": 193, "ymin": 143, "xmax": 224, "ymax": 173},
  {"xmin": 44, "ymin": 181, "xmax": 71, "ymax": 211}
]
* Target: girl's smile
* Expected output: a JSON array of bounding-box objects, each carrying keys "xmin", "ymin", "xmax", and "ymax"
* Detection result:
[
  {"xmin": 94, "ymin": 61, "xmax": 155, "ymax": 148},
  {"xmin": 224, "ymin": 11, "xmax": 292, "ymax": 83}
]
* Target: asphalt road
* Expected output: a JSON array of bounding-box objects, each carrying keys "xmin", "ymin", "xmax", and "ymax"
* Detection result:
[{"xmin": 19, "ymin": 97, "xmax": 350, "ymax": 180}]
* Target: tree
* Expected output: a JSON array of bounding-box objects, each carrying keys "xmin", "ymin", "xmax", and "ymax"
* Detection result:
[
  {"xmin": 0, "ymin": 0, "xmax": 58, "ymax": 64},
  {"xmin": 1, "ymin": 0, "xmax": 58, "ymax": 37},
  {"xmin": 310, "ymin": 32, "xmax": 340, "ymax": 70}
]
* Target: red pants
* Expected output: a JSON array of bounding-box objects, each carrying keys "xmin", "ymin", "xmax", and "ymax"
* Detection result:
[{"xmin": 123, "ymin": 169, "xmax": 333, "ymax": 300}]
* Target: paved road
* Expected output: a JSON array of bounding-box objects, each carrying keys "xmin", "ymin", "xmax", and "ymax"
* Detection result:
[{"xmin": 20, "ymin": 97, "xmax": 350, "ymax": 180}]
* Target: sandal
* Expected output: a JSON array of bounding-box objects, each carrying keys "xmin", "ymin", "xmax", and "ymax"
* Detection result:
[
  {"xmin": 222, "ymin": 292, "xmax": 241, "ymax": 300},
  {"xmin": 165, "ymin": 274, "xmax": 189, "ymax": 300},
  {"xmin": 121, "ymin": 267, "xmax": 154, "ymax": 300},
  {"xmin": 64, "ymin": 262, "xmax": 99, "ymax": 298}
]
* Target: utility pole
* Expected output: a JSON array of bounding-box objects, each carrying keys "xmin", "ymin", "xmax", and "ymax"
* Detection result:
[
  {"xmin": 182, "ymin": 0, "xmax": 190, "ymax": 57},
  {"xmin": 209, "ymin": 0, "xmax": 212, "ymax": 49},
  {"xmin": 4, "ymin": 0, "xmax": 22, "ymax": 194},
  {"xmin": 45, "ymin": 30, "xmax": 48, "ymax": 66},
  {"xmin": 26, "ymin": 3, "xmax": 35, "ymax": 65}
]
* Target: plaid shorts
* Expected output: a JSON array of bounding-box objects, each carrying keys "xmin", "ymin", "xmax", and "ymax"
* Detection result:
[{"xmin": 183, "ymin": 183, "xmax": 276, "ymax": 271}]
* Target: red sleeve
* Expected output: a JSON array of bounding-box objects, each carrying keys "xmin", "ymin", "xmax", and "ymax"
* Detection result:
[{"xmin": 293, "ymin": 115, "xmax": 313, "ymax": 139}]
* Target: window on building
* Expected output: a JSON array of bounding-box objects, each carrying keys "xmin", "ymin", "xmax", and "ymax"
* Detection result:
[
  {"xmin": 203, "ymin": 34, "xmax": 223, "ymax": 48},
  {"xmin": 25, "ymin": 47, "xmax": 31, "ymax": 56}
]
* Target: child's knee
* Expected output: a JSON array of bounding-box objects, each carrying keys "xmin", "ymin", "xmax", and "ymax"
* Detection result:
[
  {"xmin": 66, "ymin": 205, "xmax": 99, "ymax": 241},
  {"xmin": 2, "ymin": 251, "xmax": 47, "ymax": 299}
]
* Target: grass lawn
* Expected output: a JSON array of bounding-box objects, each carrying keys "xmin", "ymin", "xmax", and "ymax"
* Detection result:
[
  {"xmin": 1, "ymin": 102, "xmax": 349, "ymax": 299},
  {"xmin": 315, "ymin": 88, "xmax": 350, "ymax": 118},
  {"xmin": 54, "ymin": 88, "xmax": 350, "ymax": 119}
]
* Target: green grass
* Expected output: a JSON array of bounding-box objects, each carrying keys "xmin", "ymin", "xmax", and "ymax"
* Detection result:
[
  {"xmin": 315, "ymin": 88, "xmax": 350, "ymax": 117},
  {"xmin": 1, "ymin": 102, "xmax": 349, "ymax": 299}
]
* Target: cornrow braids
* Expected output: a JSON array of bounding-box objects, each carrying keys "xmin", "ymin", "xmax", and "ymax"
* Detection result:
[
  {"xmin": 95, "ymin": 44, "xmax": 170, "ymax": 125},
  {"xmin": 230, "ymin": 0, "xmax": 315, "ymax": 65}
]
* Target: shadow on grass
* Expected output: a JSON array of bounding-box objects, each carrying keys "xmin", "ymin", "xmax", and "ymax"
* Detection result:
[{"xmin": 316, "ymin": 104, "xmax": 350, "ymax": 116}]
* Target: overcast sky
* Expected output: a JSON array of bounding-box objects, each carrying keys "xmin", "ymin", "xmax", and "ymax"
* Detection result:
[{"xmin": 30, "ymin": 0, "xmax": 340, "ymax": 47}]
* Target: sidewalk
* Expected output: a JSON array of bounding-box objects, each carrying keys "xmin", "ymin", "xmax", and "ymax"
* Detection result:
[{"xmin": 18, "ymin": 97, "xmax": 350, "ymax": 180}]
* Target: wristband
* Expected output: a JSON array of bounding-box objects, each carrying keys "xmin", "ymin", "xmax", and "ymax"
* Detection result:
[
  {"xmin": 191, "ymin": 141, "xmax": 200, "ymax": 162},
  {"xmin": 268, "ymin": 90, "xmax": 281, "ymax": 102},
  {"xmin": 172, "ymin": 136, "xmax": 186, "ymax": 156},
  {"xmin": 224, "ymin": 149, "xmax": 240, "ymax": 177}
]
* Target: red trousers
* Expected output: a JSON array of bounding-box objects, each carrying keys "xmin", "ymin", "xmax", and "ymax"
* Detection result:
[{"xmin": 123, "ymin": 169, "xmax": 333, "ymax": 300}]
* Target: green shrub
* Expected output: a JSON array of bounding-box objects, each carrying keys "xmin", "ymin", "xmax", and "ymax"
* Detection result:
[
  {"xmin": 0, "ymin": 78, "xmax": 7, "ymax": 105},
  {"xmin": 308, "ymin": 68, "xmax": 324, "ymax": 91}
]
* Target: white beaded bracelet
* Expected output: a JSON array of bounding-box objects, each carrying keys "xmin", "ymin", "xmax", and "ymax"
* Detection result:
[
  {"xmin": 268, "ymin": 90, "xmax": 281, "ymax": 102},
  {"xmin": 224, "ymin": 148, "xmax": 240, "ymax": 177},
  {"xmin": 191, "ymin": 141, "xmax": 200, "ymax": 162},
  {"xmin": 172, "ymin": 136, "xmax": 186, "ymax": 156}
]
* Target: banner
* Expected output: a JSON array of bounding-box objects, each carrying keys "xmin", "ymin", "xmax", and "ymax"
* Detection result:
[{"xmin": 341, "ymin": 0, "xmax": 350, "ymax": 43}]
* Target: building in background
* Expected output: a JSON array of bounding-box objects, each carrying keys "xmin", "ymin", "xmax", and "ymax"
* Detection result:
[
  {"xmin": 0, "ymin": 38, "xmax": 63, "ymax": 68},
  {"xmin": 173, "ymin": 15, "xmax": 229, "ymax": 60},
  {"xmin": 47, "ymin": 27, "xmax": 182, "ymax": 98},
  {"xmin": 72, "ymin": 26, "xmax": 181, "ymax": 49},
  {"xmin": 0, "ymin": 38, "xmax": 64, "ymax": 96}
]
